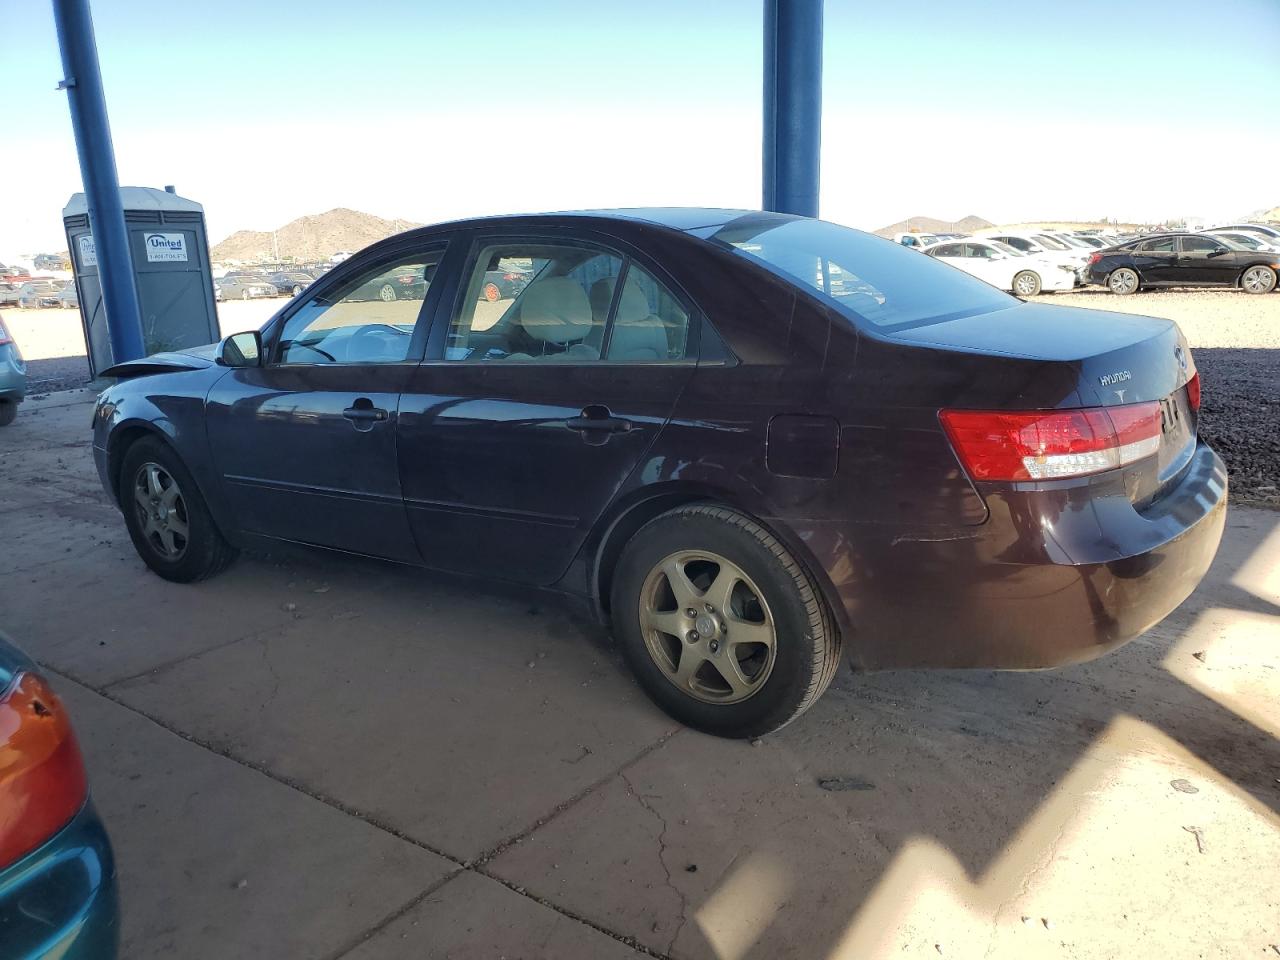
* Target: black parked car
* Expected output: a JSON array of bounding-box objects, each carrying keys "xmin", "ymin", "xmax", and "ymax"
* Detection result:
[
  {"xmin": 91, "ymin": 209, "xmax": 1224, "ymax": 738},
  {"xmin": 1087, "ymin": 233, "xmax": 1280, "ymax": 295},
  {"xmin": 266, "ymin": 273, "xmax": 317, "ymax": 297}
]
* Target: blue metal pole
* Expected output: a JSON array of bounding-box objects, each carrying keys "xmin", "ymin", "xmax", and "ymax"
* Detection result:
[
  {"xmin": 763, "ymin": 0, "xmax": 823, "ymax": 218},
  {"xmin": 52, "ymin": 0, "xmax": 146, "ymax": 364}
]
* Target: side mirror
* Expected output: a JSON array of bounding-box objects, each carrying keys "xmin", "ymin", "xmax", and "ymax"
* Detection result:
[{"xmin": 217, "ymin": 330, "xmax": 262, "ymax": 367}]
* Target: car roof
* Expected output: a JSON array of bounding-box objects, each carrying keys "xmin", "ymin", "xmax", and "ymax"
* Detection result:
[{"xmin": 412, "ymin": 207, "xmax": 779, "ymax": 236}]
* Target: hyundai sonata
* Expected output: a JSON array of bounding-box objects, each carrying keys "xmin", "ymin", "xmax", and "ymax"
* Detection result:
[{"xmin": 92, "ymin": 209, "xmax": 1226, "ymax": 738}]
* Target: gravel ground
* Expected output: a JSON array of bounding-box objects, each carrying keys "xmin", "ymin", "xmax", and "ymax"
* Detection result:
[{"xmin": 4, "ymin": 291, "xmax": 1276, "ymax": 504}]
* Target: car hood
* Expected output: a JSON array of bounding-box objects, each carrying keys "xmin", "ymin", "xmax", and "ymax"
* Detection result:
[{"xmin": 99, "ymin": 342, "xmax": 219, "ymax": 379}]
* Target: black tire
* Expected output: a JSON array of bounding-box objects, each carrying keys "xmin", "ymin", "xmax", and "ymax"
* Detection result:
[
  {"xmin": 1108, "ymin": 267, "xmax": 1140, "ymax": 296},
  {"xmin": 610, "ymin": 504, "xmax": 841, "ymax": 739},
  {"xmin": 0, "ymin": 401, "xmax": 16, "ymax": 426},
  {"xmin": 1012, "ymin": 270, "xmax": 1041, "ymax": 297},
  {"xmin": 119, "ymin": 435, "xmax": 238, "ymax": 583}
]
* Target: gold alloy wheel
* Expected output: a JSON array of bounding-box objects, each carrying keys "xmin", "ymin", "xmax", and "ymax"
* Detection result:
[{"xmin": 638, "ymin": 550, "xmax": 778, "ymax": 704}]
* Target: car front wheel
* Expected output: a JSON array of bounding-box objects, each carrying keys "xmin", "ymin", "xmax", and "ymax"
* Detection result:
[
  {"xmin": 1012, "ymin": 270, "xmax": 1042, "ymax": 297},
  {"xmin": 1241, "ymin": 265, "xmax": 1277, "ymax": 295},
  {"xmin": 610, "ymin": 504, "xmax": 841, "ymax": 739},
  {"xmin": 120, "ymin": 436, "xmax": 238, "ymax": 582},
  {"xmin": 1107, "ymin": 267, "xmax": 1140, "ymax": 295}
]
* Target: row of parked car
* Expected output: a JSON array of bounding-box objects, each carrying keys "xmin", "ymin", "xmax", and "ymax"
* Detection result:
[
  {"xmin": 0, "ymin": 277, "xmax": 79, "ymax": 309},
  {"xmin": 894, "ymin": 222, "xmax": 1280, "ymax": 296}
]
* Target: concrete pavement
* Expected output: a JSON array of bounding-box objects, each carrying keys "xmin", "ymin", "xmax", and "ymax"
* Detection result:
[{"xmin": 2, "ymin": 389, "xmax": 1278, "ymax": 959}]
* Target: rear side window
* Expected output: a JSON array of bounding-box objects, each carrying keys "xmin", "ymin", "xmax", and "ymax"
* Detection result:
[
  {"xmin": 709, "ymin": 216, "xmax": 1013, "ymax": 331},
  {"xmin": 444, "ymin": 242, "xmax": 689, "ymax": 363},
  {"xmin": 1138, "ymin": 237, "xmax": 1177, "ymax": 253}
]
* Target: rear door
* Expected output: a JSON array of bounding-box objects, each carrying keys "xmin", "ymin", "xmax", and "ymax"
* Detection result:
[
  {"xmin": 205, "ymin": 240, "xmax": 451, "ymax": 561},
  {"xmin": 1132, "ymin": 236, "xmax": 1179, "ymax": 283},
  {"xmin": 396, "ymin": 231, "xmax": 697, "ymax": 584}
]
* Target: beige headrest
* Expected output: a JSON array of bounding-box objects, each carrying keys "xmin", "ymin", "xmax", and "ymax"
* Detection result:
[
  {"xmin": 519, "ymin": 278, "xmax": 593, "ymax": 343},
  {"xmin": 589, "ymin": 276, "xmax": 651, "ymax": 324}
]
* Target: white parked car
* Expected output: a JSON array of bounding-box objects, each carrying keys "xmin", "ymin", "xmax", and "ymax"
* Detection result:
[
  {"xmin": 925, "ymin": 239, "xmax": 1077, "ymax": 296},
  {"xmin": 893, "ymin": 232, "xmax": 939, "ymax": 250},
  {"xmin": 1208, "ymin": 222, "xmax": 1280, "ymax": 243},
  {"xmin": 980, "ymin": 231, "xmax": 1088, "ymax": 278},
  {"xmin": 1205, "ymin": 230, "xmax": 1280, "ymax": 253}
]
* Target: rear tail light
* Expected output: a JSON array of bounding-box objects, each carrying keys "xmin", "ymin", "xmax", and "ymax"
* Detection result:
[
  {"xmin": 1186, "ymin": 371, "xmax": 1201, "ymax": 412},
  {"xmin": 0, "ymin": 672, "xmax": 89, "ymax": 868},
  {"xmin": 940, "ymin": 403, "xmax": 1162, "ymax": 481},
  {"xmin": 1087, "ymin": 252, "xmax": 1102, "ymax": 265}
]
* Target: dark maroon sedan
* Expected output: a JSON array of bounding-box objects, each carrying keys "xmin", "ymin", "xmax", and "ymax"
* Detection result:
[{"xmin": 91, "ymin": 209, "xmax": 1226, "ymax": 738}]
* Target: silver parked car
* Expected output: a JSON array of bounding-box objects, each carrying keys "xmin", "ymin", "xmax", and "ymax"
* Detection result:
[
  {"xmin": 215, "ymin": 276, "xmax": 278, "ymax": 300},
  {"xmin": 0, "ymin": 315, "xmax": 26, "ymax": 426}
]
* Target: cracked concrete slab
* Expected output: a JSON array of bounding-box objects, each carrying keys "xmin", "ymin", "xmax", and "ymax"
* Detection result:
[
  {"xmin": 53, "ymin": 674, "xmax": 453, "ymax": 960},
  {"xmin": 489, "ymin": 512, "xmax": 1280, "ymax": 959},
  {"xmin": 342, "ymin": 871, "xmax": 649, "ymax": 960},
  {"xmin": 106, "ymin": 563, "xmax": 675, "ymax": 861}
]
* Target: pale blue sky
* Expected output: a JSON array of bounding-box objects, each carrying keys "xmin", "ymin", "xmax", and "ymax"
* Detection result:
[{"xmin": 4, "ymin": 0, "xmax": 1279, "ymax": 254}]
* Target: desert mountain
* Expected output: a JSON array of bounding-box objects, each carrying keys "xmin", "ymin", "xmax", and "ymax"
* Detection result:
[
  {"xmin": 212, "ymin": 208, "xmax": 422, "ymax": 262},
  {"xmin": 873, "ymin": 214, "xmax": 994, "ymax": 238}
]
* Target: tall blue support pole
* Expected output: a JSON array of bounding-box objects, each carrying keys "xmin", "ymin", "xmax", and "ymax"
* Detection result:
[
  {"xmin": 52, "ymin": 0, "xmax": 146, "ymax": 364},
  {"xmin": 763, "ymin": 0, "xmax": 823, "ymax": 218}
]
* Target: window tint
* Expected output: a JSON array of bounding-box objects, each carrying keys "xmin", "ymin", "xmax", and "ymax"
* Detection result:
[
  {"xmin": 276, "ymin": 251, "xmax": 439, "ymax": 364},
  {"xmin": 930, "ymin": 243, "xmax": 964, "ymax": 257},
  {"xmin": 1180, "ymin": 236, "xmax": 1225, "ymax": 254},
  {"xmin": 445, "ymin": 242, "xmax": 622, "ymax": 362},
  {"xmin": 602, "ymin": 265, "xmax": 689, "ymax": 362},
  {"xmin": 1139, "ymin": 237, "xmax": 1177, "ymax": 253},
  {"xmin": 710, "ymin": 216, "xmax": 1013, "ymax": 330}
]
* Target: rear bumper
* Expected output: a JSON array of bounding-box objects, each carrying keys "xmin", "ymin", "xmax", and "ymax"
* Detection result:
[
  {"xmin": 796, "ymin": 442, "xmax": 1227, "ymax": 671},
  {"xmin": 0, "ymin": 801, "xmax": 119, "ymax": 960}
]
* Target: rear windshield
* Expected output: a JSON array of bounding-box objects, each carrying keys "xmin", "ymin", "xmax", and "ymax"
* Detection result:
[{"xmin": 704, "ymin": 216, "xmax": 1015, "ymax": 330}]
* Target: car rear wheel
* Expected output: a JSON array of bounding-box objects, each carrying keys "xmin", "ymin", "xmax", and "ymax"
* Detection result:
[
  {"xmin": 241, "ymin": 289, "xmax": 251, "ymax": 301},
  {"xmin": 120, "ymin": 436, "xmax": 238, "ymax": 583},
  {"xmin": 292, "ymin": 284, "xmax": 303, "ymax": 296},
  {"xmin": 1108, "ymin": 267, "xmax": 1140, "ymax": 295},
  {"xmin": 1012, "ymin": 270, "xmax": 1042, "ymax": 297},
  {"xmin": 610, "ymin": 504, "xmax": 841, "ymax": 739},
  {"xmin": 0, "ymin": 401, "xmax": 16, "ymax": 426},
  {"xmin": 1241, "ymin": 265, "xmax": 1276, "ymax": 295},
  {"xmin": 379, "ymin": 283, "xmax": 397, "ymax": 302}
]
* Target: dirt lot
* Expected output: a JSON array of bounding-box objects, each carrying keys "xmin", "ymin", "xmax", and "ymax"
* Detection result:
[{"xmin": 0, "ymin": 290, "xmax": 1278, "ymax": 958}]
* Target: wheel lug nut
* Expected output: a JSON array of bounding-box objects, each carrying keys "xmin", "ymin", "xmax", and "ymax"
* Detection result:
[
  {"xmin": 688, "ymin": 631, "xmax": 699, "ymax": 642},
  {"xmin": 705, "ymin": 603, "xmax": 715, "ymax": 613},
  {"xmin": 709, "ymin": 640, "xmax": 720, "ymax": 653},
  {"xmin": 686, "ymin": 608, "xmax": 697, "ymax": 618}
]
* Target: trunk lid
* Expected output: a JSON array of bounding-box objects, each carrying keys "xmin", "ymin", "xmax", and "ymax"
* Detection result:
[{"xmin": 890, "ymin": 301, "xmax": 1199, "ymax": 503}]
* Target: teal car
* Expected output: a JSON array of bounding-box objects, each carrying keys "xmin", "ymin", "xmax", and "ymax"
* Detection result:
[
  {"xmin": 0, "ymin": 315, "xmax": 25, "ymax": 426},
  {"xmin": 0, "ymin": 631, "xmax": 119, "ymax": 957}
]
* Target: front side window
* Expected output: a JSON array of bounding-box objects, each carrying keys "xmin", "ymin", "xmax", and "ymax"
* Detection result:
[
  {"xmin": 275, "ymin": 250, "xmax": 440, "ymax": 364},
  {"xmin": 1180, "ymin": 236, "xmax": 1225, "ymax": 255},
  {"xmin": 710, "ymin": 215, "xmax": 1013, "ymax": 331}
]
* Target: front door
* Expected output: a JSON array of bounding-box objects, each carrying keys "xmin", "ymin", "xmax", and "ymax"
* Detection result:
[
  {"xmin": 1177, "ymin": 235, "xmax": 1237, "ymax": 285},
  {"xmin": 397, "ymin": 234, "xmax": 697, "ymax": 584},
  {"xmin": 205, "ymin": 244, "xmax": 447, "ymax": 561}
]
